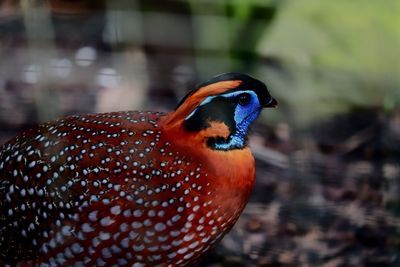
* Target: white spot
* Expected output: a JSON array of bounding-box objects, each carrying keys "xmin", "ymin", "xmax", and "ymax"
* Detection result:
[
  {"xmin": 184, "ymin": 233, "xmax": 195, "ymax": 242},
  {"xmin": 71, "ymin": 243, "xmax": 84, "ymax": 254},
  {"xmin": 167, "ymin": 252, "xmax": 177, "ymax": 259},
  {"xmin": 123, "ymin": 209, "xmax": 132, "ymax": 217},
  {"xmin": 177, "ymin": 206, "xmax": 184, "ymax": 213},
  {"xmin": 188, "ymin": 213, "xmax": 195, "ymax": 221},
  {"xmin": 120, "ymin": 223, "xmax": 128, "ymax": 232},
  {"xmin": 133, "ymin": 244, "xmax": 144, "ymax": 252},
  {"xmin": 171, "ymin": 214, "xmax": 181, "ymax": 222},
  {"xmin": 129, "ymin": 231, "xmax": 139, "ymax": 240},
  {"xmin": 121, "ymin": 238, "xmax": 129, "ymax": 248},
  {"xmin": 96, "ymin": 258, "xmax": 106, "ymax": 266},
  {"xmin": 100, "ymin": 217, "xmax": 114, "ymax": 227},
  {"xmin": 110, "ymin": 205, "xmax": 121, "ymax": 215},
  {"xmin": 189, "ymin": 241, "xmax": 199, "ymax": 249},
  {"xmin": 170, "ymin": 230, "xmax": 180, "ymax": 237},
  {"xmin": 177, "ymin": 247, "xmax": 188, "ymax": 254},
  {"xmin": 201, "ymin": 236, "xmax": 210, "ymax": 243},
  {"xmin": 133, "ymin": 209, "xmax": 143, "ymax": 217},
  {"xmin": 99, "ymin": 232, "xmax": 111, "ymax": 240},
  {"xmin": 82, "ymin": 223, "xmax": 94, "ymax": 233},
  {"xmin": 101, "ymin": 247, "xmax": 112, "ymax": 259},
  {"xmin": 157, "ymin": 210, "xmax": 165, "ymax": 217},
  {"xmin": 92, "ymin": 237, "xmax": 100, "ymax": 247},
  {"xmin": 148, "ymin": 210, "xmax": 156, "ymax": 217},
  {"xmin": 184, "ymin": 252, "xmax": 194, "ymax": 260},
  {"xmin": 154, "ymin": 223, "xmax": 166, "ymax": 232},
  {"xmin": 88, "ymin": 211, "xmax": 98, "ymax": 221},
  {"xmin": 61, "ymin": 226, "xmax": 72, "ymax": 236},
  {"xmin": 132, "ymin": 222, "xmax": 142, "ymax": 229},
  {"xmin": 28, "ymin": 161, "xmax": 36, "ymax": 168},
  {"xmin": 158, "ymin": 235, "xmax": 168, "ymax": 242}
]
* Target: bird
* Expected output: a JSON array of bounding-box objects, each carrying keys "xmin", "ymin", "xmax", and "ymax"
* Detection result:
[{"xmin": 0, "ymin": 72, "xmax": 277, "ymax": 266}]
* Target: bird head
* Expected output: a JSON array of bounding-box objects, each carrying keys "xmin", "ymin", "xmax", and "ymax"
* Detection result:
[{"xmin": 163, "ymin": 72, "xmax": 277, "ymax": 150}]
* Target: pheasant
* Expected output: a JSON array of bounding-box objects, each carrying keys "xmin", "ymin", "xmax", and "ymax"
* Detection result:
[{"xmin": 0, "ymin": 72, "xmax": 277, "ymax": 266}]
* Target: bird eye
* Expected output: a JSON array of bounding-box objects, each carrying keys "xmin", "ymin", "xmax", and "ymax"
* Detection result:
[{"xmin": 238, "ymin": 93, "xmax": 251, "ymax": 106}]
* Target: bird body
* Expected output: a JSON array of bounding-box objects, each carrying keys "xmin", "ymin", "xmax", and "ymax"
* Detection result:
[{"xmin": 0, "ymin": 73, "xmax": 276, "ymax": 266}]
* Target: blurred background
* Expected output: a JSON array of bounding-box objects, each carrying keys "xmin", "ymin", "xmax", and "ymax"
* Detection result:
[{"xmin": 0, "ymin": 0, "xmax": 399, "ymax": 266}]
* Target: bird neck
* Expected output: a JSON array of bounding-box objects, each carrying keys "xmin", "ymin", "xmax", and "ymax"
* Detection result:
[
  {"xmin": 160, "ymin": 114, "xmax": 256, "ymax": 220},
  {"xmin": 206, "ymin": 108, "xmax": 260, "ymax": 151},
  {"xmin": 160, "ymin": 114, "xmax": 255, "ymax": 181},
  {"xmin": 207, "ymin": 129, "xmax": 246, "ymax": 151}
]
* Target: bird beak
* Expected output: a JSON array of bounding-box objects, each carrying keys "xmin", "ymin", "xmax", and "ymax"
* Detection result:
[{"xmin": 262, "ymin": 97, "xmax": 278, "ymax": 108}]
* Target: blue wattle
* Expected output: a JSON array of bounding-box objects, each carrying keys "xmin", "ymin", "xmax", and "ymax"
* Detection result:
[{"xmin": 214, "ymin": 109, "xmax": 261, "ymax": 150}]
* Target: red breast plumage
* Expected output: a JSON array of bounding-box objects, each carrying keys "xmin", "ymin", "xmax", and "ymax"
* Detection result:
[{"xmin": 0, "ymin": 73, "xmax": 276, "ymax": 266}]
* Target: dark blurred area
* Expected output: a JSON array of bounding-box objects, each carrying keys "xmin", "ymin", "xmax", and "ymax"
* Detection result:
[{"xmin": 0, "ymin": 0, "xmax": 399, "ymax": 266}]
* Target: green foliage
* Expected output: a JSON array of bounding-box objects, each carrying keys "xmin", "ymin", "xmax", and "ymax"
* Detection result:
[{"xmin": 257, "ymin": 0, "xmax": 400, "ymax": 125}]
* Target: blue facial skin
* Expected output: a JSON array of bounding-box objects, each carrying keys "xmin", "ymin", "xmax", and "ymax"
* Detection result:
[
  {"xmin": 184, "ymin": 90, "xmax": 264, "ymax": 150},
  {"xmin": 213, "ymin": 91, "xmax": 262, "ymax": 150}
]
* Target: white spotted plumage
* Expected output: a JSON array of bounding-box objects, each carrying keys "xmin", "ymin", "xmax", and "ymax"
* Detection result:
[
  {"xmin": 0, "ymin": 111, "xmax": 236, "ymax": 266},
  {"xmin": 0, "ymin": 73, "xmax": 274, "ymax": 266}
]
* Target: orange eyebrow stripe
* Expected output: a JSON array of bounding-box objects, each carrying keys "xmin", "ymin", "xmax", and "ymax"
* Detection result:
[
  {"xmin": 162, "ymin": 80, "xmax": 242, "ymax": 129},
  {"xmin": 192, "ymin": 80, "xmax": 243, "ymax": 100}
]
